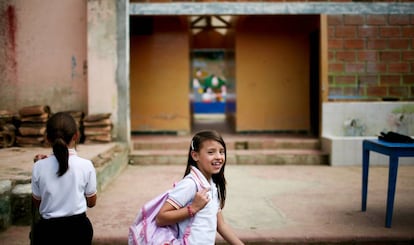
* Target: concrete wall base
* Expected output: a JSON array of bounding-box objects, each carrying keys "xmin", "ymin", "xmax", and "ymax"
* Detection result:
[
  {"xmin": 322, "ymin": 136, "xmax": 414, "ymax": 166},
  {"xmin": 0, "ymin": 142, "xmax": 129, "ymax": 230}
]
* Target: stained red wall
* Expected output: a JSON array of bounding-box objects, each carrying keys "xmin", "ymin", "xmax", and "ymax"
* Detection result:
[{"xmin": 0, "ymin": 1, "xmax": 87, "ymax": 113}]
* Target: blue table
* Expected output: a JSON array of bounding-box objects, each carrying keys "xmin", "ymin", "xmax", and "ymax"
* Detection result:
[{"xmin": 362, "ymin": 139, "xmax": 414, "ymax": 228}]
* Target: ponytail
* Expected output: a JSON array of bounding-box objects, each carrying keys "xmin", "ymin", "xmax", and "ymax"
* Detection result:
[
  {"xmin": 46, "ymin": 112, "xmax": 78, "ymax": 177},
  {"xmin": 52, "ymin": 137, "xmax": 69, "ymax": 177}
]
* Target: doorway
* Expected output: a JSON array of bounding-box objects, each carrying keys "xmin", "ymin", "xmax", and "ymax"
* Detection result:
[
  {"xmin": 189, "ymin": 16, "xmax": 236, "ymax": 134},
  {"xmin": 129, "ymin": 15, "xmax": 320, "ymax": 136}
]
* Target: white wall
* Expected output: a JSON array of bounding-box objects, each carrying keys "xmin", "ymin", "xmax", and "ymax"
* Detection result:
[
  {"xmin": 322, "ymin": 102, "xmax": 414, "ymax": 166},
  {"xmin": 87, "ymin": 0, "xmax": 119, "ymax": 139},
  {"xmin": 323, "ymin": 102, "xmax": 414, "ymax": 137}
]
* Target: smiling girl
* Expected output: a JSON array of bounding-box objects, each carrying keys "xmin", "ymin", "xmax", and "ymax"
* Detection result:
[{"xmin": 155, "ymin": 130, "xmax": 244, "ymax": 245}]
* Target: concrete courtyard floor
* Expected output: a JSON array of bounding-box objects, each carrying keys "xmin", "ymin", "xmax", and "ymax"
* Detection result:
[
  {"xmin": 0, "ymin": 145, "xmax": 414, "ymax": 244},
  {"xmin": 92, "ymin": 165, "xmax": 414, "ymax": 244}
]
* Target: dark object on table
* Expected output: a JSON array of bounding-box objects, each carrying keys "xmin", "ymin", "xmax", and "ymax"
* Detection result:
[{"xmin": 379, "ymin": 131, "xmax": 414, "ymax": 143}]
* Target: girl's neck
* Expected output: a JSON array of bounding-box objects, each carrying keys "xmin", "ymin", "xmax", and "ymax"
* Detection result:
[{"xmin": 67, "ymin": 139, "xmax": 77, "ymax": 149}]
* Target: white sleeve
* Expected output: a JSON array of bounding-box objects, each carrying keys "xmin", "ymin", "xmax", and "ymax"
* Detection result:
[
  {"xmin": 84, "ymin": 161, "xmax": 97, "ymax": 196},
  {"xmin": 31, "ymin": 164, "xmax": 41, "ymax": 199},
  {"xmin": 167, "ymin": 178, "xmax": 197, "ymax": 208}
]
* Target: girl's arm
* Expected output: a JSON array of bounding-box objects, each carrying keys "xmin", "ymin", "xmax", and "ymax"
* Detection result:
[
  {"xmin": 33, "ymin": 154, "xmax": 47, "ymax": 163},
  {"xmin": 155, "ymin": 202, "xmax": 192, "ymax": 226},
  {"xmin": 217, "ymin": 211, "xmax": 245, "ymax": 245},
  {"xmin": 86, "ymin": 193, "xmax": 97, "ymax": 208},
  {"xmin": 156, "ymin": 188, "xmax": 210, "ymax": 226},
  {"xmin": 32, "ymin": 196, "xmax": 41, "ymax": 209}
]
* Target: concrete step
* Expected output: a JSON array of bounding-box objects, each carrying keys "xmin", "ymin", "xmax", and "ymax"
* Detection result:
[
  {"xmin": 0, "ymin": 142, "xmax": 129, "ymax": 231},
  {"xmin": 129, "ymin": 148, "xmax": 329, "ymax": 165},
  {"xmin": 130, "ymin": 135, "xmax": 328, "ymax": 165},
  {"xmin": 132, "ymin": 135, "xmax": 322, "ymax": 150}
]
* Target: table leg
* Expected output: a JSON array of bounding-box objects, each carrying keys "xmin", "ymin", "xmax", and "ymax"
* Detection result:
[
  {"xmin": 361, "ymin": 147, "xmax": 370, "ymax": 211},
  {"xmin": 385, "ymin": 155, "xmax": 399, "ymax": 228}
]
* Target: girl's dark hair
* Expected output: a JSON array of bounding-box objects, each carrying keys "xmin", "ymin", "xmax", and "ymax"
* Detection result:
[
  {"xmin": 46, "ymin": 112, "xmax": 78, "ymax": 177},
  {"xmin": 184, "ymin": 130, "xmax": 227, "ymax": 209}
]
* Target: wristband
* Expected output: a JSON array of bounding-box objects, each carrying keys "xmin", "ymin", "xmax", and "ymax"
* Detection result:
[{"xmin": 187, "ymin": 205, "xmax": 195, "ymax": 217}]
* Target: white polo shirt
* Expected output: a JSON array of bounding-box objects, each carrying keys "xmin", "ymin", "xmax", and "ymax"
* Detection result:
[
  {"xmin": 31, "ymin": 149, "xmax": 97, "ymax": 219},
  {"xmin": 167, "ymin": 166, "xmax": 220, "ymax": 245}
]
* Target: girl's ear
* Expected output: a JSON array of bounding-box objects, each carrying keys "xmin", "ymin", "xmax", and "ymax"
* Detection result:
[
  {"xmin": 191, "ymin": 150, "xmax": 199, "ymax": 162},
  {"xmin": 72, "ymin": 131, "xmax": 79, "ymax": 143}
]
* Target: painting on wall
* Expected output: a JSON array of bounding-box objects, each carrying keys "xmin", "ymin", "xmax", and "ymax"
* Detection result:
[{"xmin": 190, "ymin": 49, "xmax": 235, "ymax": 114}]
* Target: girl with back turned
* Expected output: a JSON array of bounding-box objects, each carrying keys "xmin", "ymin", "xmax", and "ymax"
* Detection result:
[{"xmin": 31, "ymin": 112, "xmax": 97, "ymax": 245}]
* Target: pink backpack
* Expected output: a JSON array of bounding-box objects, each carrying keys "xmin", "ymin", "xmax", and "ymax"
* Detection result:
[{"xmin": 128, "ymin": 176, "xmax": 200, "ymax": 245}]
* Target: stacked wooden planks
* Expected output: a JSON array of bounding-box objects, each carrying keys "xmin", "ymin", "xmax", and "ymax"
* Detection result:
[
  {"xmin": 83, "ymin": 113, "xmax": 112, "ymax": 143},
  {"xmin": 16, "ymin": 105, "xmax": 51, "ymax": 147},
  {"xmin": 0, "ymin": 110, "xmax": 17, "ymax": 148},
  {"xmin": 1, "ymin": 106, "xmax": 112, "ymax": 146}
]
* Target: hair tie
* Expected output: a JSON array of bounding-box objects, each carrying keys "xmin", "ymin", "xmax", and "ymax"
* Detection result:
[{"xmin": 191, "ymin": 140, "xmax": 195, "ymax": 150}]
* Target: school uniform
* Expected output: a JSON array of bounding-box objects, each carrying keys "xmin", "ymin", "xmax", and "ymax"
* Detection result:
[
  {"xmin": 31, "ymin": 149, "xmax": 97, "ymax": 245},
  {"xmin": 167, "ymin": 166, "xmax": 220, "ymax": 245}
]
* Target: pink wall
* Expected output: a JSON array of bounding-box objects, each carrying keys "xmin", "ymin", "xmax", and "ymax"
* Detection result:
[{"xmin": 0, "ymin": 0, "xmax": 87, "ymax": 114}]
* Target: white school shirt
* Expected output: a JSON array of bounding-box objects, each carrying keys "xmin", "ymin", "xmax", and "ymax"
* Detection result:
[
  {"xmin": 167, "ymin": 166, "xmax": 220, "ymax": 245},
  {"xmin": 31, "ymin": 149, "xmax": 97, "ymax": 219}
]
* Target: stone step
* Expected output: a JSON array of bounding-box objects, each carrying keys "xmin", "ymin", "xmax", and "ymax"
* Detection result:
[
  {"xmin": 131, "ymin": 135, "xmax": 328, "ymax": 165},
  {"xmin": 132, "ymin": 135, "xmax": 322, "ymax": 150},
  {"xmin": 0, "ymin": 142, "xmax": 129, "ymax": 230},
  {"xmin": 128, "ymin": 148, "xmax": 329, "ymax": 165}
]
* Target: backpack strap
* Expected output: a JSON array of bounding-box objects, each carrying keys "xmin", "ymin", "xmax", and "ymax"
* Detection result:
[
  {"xmin": 189, "ymin": 167, "xmax": 208, "ymax": 190},
  {"xmin": 180, "ymin": 174, "xmax": 203, "ymax": 241},
  {"xmin": 186, "ymin": 174, "xmax": 202, "ymax": 192}
]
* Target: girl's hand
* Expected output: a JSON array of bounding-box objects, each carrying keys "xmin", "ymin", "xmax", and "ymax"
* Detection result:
[
  {"xmin": 33, "ymin": 154, "xmax": 47, "ymax": 163},
  {"xmin": 191, "ymin": 188, "xmax": 210, "ymax": 213}
]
